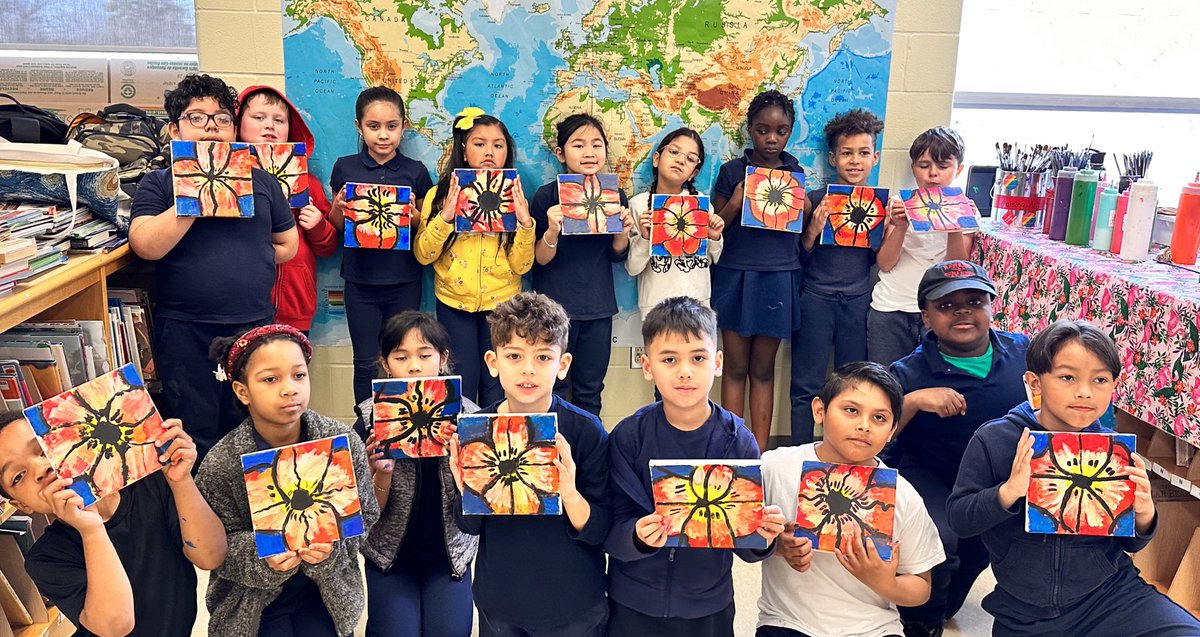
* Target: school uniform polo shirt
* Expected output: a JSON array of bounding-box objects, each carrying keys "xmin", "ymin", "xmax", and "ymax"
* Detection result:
[
  {"xmin": 712, "ymin": 149, "xmax": 803, "ymax": 271},
  {"xmin": 801, "ymin": 189, "xmax": 876, "ymax": 296}
]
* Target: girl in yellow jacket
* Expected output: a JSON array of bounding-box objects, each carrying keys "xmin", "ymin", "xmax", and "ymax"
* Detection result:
[{"xmin": 414, "ymin": 108, "xmax": 535, "ymax": 404}]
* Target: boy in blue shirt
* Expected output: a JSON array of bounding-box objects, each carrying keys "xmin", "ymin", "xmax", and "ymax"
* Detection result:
[
  {"xmin": 129, "ymin": 73, "xmax": 297, "ymax": 460},
  {"xmin": 791, "ymin": 109, "xmax": 905, "ymax": 445},
  {"xmin": 607, "ymin": 296, "xmax": 786, "ymax": 636},
  {"xmin": 448, "ymin": 291, "xmax": 610, "ymax": 636},
  {"xmin": 887, "ymin": 260, "xmax": 1030, "ymax": 637},
  {"xmin": 948, "ymin": 320, "xmax": 1200, "ymax": 636}
]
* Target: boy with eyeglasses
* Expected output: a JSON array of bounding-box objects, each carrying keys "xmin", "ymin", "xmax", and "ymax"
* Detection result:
[{"xmin": 129, "ymin": 73, "xmax": 298, "ymax": 460}]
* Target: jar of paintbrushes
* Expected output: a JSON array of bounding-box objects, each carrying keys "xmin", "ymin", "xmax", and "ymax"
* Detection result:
[{"xmin": 992, "ymin": 143, "xmax": 1053, "ymax": 231}]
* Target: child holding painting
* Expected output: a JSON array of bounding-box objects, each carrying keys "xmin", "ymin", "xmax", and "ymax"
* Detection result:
[
  {"xmin": 792, "ymin": 109, "xmax": 904, "ymax": 446},
  {"xmin": 625, "ymin": 127, "xmax": 725, "ymax": 318},
  {"xmin": 757, "ymin": 362, "xmax": 944, "ymax": 637},
  {"xmin": 236, "ymin": 85, "xmax": 338, "ymax": 335},
  {"xmin": 710, "ymin": 89, "xmax": 804, "ymax": 451},
  {"xmin": 886, "ymin": 260, "xmax": 1030, "ymax": 637},
  {"xmin": 414, "ymin": 108, "xmax": 535, "ymax": 406},
  {"xmin": 606, "ymin": 296, "xmax": 786, "ymax": 636},
  {"xmin": 529, "ymin": 113, "xmax": 634, "ymax": 418},
  {"xmin": 870, "ymin": 126, "xmax": 974, "ymax": 366},
  {"xmin": 447, "ymin": 292, "xmax": 611, "ymax": 636},
  {"xmin": 359, "ymin": 311, "xmax": 479, "ymax": 637},
  {"xmin": 327, "ymin": 87, "xmax": 432, "ymax": 419},
  {"xmin": 0, "ymin": 412, "xmax": 225, "ymax": 637},
  {"xmin": 948, "ymin": 320, "xmax": 1200, "ymax": 636},
  {"xmin": 196, "ymin": 325, "xmax": 378, "ymax": 637}
]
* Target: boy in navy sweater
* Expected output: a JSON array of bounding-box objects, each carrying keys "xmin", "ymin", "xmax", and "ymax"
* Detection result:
[
  {"xmin": 886, "ymin": 260, "xmax": 1030, "ymax": 637},
  {"xmin": 948, "ymin": 320, "xmax": 1200, "ymax": 636},
  {"xmin": 607, "ymin": 296, "xmax": 786, "ymax": 636},
  {"xmin": 129, "ymin": 73, "xmax": 298, "ymax": 460},
  {"xmin": 449, "ymin": 291, "xmax": 610, "ymax": 636}
]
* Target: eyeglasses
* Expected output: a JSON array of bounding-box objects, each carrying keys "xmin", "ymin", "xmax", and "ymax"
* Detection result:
[
  {"xmin": 663, "ymin": 146, "xmax": 701, "ymax": 166},
  {"xmin": 179, "ymin": 112, "xmax": 234, "ymax": 128}
]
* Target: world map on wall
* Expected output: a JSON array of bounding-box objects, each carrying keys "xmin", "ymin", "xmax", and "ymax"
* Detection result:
[{"xmin": 281, "ymin": 0, "xmax": 895, "ymax": 346}]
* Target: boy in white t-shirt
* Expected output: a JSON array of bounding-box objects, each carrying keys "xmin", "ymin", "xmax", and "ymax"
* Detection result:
[
  {"xmin": 758, "ymin": 362, "xmax": 945, "ymax": 637},
  {"xmin": 869, "ymin": 127, "xmax": 974, "ymax": 366}
]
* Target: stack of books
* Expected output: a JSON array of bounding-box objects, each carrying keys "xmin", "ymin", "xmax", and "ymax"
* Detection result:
[
  {"xmin": 0, "ymin": 320, "xmax": 109, "ymax": 409},
  {"xmin": 108, "ymin": 288, "xmax": 158, "ymax": 392}
]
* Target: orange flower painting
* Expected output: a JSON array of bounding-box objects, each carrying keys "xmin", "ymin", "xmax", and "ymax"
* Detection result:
[
  {"xmin": 650, "ymin": 194, "xmax": 709, "ymax": 257},
  {"xmin": 899, "ymin": 187, "xmax": 979, "ymax": 232},
  {"xmin": 172, "ymin": 140, "xmax": 254, "ymax": 218},
  {"xmin": 822, "ymin": 185, "xmax": 887, "ymax": 248},
  {"xmin": 241, "ymin": 434, "xmax": 364, "ymax": 558},
  {"xmin": 559, "ymin": 173, "xmax": 622, "ymax": 234},
  {"xmin": 23, "ymin": 363, "xmax": 166, "ymax": 507},
  {"xmin": 250, "ymin": 142, "xmax": 310, "ymax": 208},
  {"xmin": 458, "ymin": 413, "xmax": 560, "ymax": 515},
  {"xmin": 741, "ymin": 166, "xmax": 805, "ymax": 232},
  {"xmin": 455, "ymin": 168, "xmax": 518, "ymax": 232},
  {"xmin": 795, "ymin": 460, "xmax": 896, "ymax": 560},
  {"xmin": 344, "ymin": 182, "xmax": 412, "ymax": 250},
  {"xmin": 371, "ymin": 376, "xmax": 462, "ymax": 459},
  {"xmin": 1026, "ymin": 432, "xmax": 1136, "ymax": 536},
  {"xmin": 650, "ymin": 461, "xmax": 766, "ymax": 549}
]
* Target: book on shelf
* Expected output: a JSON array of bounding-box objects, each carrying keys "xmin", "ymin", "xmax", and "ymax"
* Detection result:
[
  {"xmin": 108, "ymin": 288, "xmax": 158, "ymax": 391},
  {"xmin": 0, "ymin": 237, "xmax": 36, "ymax": 264}
]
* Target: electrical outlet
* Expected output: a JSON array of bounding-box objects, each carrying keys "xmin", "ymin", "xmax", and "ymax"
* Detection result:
[{"xmin": 630, "ymin": 346, "xmax": 644, "ymax": 368}]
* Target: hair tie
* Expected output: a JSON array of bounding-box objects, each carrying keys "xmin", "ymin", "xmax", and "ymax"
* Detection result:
[
  {"xmin": 222, "ymin": 324, "xmax": 313, "ymax": 381},
  {"xmin": 454, "ymin": 107, "xmax": 486, "ymax": 130}
]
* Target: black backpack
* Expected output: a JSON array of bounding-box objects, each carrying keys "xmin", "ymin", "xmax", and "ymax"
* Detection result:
[{"xmin": 0, "ymin": 93, "xmax": 68, "ymax": 144}]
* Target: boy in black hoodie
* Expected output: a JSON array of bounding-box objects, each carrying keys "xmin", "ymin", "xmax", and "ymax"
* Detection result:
[
  {"xmin": 606, "ymin": 296, "xmax": 786, "ymax": 636},
  {"xmin": 947, "ymin": 320, "xmax": 1200, "ymax": 636}
]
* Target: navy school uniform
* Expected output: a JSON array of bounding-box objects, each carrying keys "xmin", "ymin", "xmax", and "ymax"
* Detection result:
[
  {"xmin": 789, "ymin": 187, "xmax": 875, "ymax": 445},
  {"xmin": 456, "ymin": 395, "xmax": 610, "ymax": 634},
  {"xmin": 709, "ymin": 149, "xmax": 803, "ymax": 340},
  {"xmin": 606, "ymin": 401, "xmax": 773, "ymax": 635},
  {"xmin": 948, "ymin": 403, "xmax": 1200, "ymax": 637},
  {"xmin": 886, "ymin": 329, "xmax": 1030, "ymax": 627},
  {"xmin": 329, "ymin": 148, "xmax": 433, "ymax": 406},
  {"xmin": 529, "ymin": 181, "xmax": 629, "ymax": 418},
  {"xmin": 130, "ymin": 167, "xmax": 294, "ymax": 460},
  {"xmin": 26, "ymin": 473, "xmax": 198, "ymax": 637}
]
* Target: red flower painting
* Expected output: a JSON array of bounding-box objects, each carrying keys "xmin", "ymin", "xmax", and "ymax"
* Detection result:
[
  {"xmin": 251, "ymin": 142, "xmax": 310, "ymax": 208},
  {"xmin": 650, "ymin": 194, "xmax": 709, "ymax": 257},
  {"xmin": 795, "ymin": 460, "xmax": 896, "ymax": 560},
  {"xmin": 822, "ymin": 185, "xmax": 887, "ymax": 248},
  {"xmin": 1026, "ymin": 432, "xmax": 1136, "ymax": 536},
  {"xmin": 559, "ymin": 173, "xmax": 622, "ymax": 234},
  {"xmin": 455, "ymin": 168, "xmax": 518, "ymax": 233},
  {"xmin": 458, "ymin": 414, "xmax": 560, "ymax": 515},
  {"xmin": 742, "ymin": 167, "xmax": 804, "ymax": 232},
  {"xmin": 172, "ymin": 140, "xmax": 254, "ymax": 218},
  {"xmin": 371, "ymin": 376, "xmax": 462, "ymax": 459},
  {"xmin": 23, "ymin": 364, "xmax": 166, "ymax": 507},
  {"xmin": 650, "ymin": 461, "xmax": 766, "ymax": 549},
  {"xmin": 344, "ymin": 183, "xmax": 412, "ymax": 250}
]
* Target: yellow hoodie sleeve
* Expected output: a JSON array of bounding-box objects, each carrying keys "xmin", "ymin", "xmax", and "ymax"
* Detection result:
[
  {"xmin": 507, "ymin": 222, "xmax": 536, "ymax": 275},
  {"xmin": 414, "ymin": 185, "xmax": 454, "ymax": 265}
]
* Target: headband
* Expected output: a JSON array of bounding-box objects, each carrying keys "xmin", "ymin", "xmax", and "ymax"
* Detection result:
[
  {"xmin": 214, "ymin": 324, "xmax": 313, "ymax": 382},
  {"xmin": 454, "ymin": 106, "xmax": 486, "ymax": 130}
]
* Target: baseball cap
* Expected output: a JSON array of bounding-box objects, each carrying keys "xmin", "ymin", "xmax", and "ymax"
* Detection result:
[{"xmin": 917, "ymin": 260, "xmax": 997, "ymax": 308}]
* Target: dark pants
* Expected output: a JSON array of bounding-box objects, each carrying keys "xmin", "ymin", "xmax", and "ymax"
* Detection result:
[
  {"xmin": 867, "ymin": 308, "xmax": 924, "ymax": 366},
  {"xmin": 478, "ymin": 600, "xmax": 607, "ymax": 637},
  {"xmin": 756, "ymin": 625, "xmax": 898, "ymax": 637},
  {"xmin": 555, "ymin": 317, "xmax": 611, "ymax": 417},
  {"xmin": 345, "ymin": 280, "xmax": 422, "ymax": 405},
  {"xmin": 365, "ymin": 560, "xmax": 473, "ymax": 637},
  {"xmin": 608, "ymin": 600, "xmax": 734, "ymax": 637},
  {"xmin": 257, "ymin": 577, "xmax": 341, "ymax": 637},
  {"xmin": 987, "ymin": 565, "xmax": 1200, "ymax": 637},
  {"xmin": 153, "ymin": 316, "xmax": 268, "ymax": 463},
  {"xmin": 436, "ymin": 301, "xmax": 502, "ymax": 406},
  {"xmin": 899, "ymin": 466, "xmax": 991, "ymax": 627},
  {"xmin": 790, "ymin": 289, "xmax": 870, "ymax": 444}
]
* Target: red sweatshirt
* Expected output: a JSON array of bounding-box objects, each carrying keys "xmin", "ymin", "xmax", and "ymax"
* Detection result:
[{"xmin": 237, "ymin": 85, "xmax": 338, "ymax": 331}]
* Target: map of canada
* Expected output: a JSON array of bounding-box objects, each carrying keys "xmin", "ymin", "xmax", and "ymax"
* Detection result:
[{"xmin": 281, "ymin": 0, "xmax": 895, "ymax": 345}]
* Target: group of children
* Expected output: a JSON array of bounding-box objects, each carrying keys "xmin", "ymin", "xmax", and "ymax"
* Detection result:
[{"xmin": 0, "ymin": 71, "xmax": 1193, "ymax": 637}]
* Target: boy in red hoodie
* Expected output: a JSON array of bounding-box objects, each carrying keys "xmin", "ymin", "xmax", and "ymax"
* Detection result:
[{"xmin": 237, "ymin": 86, "xmax": 338, "ymax": 333}]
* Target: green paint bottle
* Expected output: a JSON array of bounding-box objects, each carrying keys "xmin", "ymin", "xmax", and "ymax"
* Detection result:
[{"xmin": 1065, "ymin": 169, "xmax": 1099, "ymax": 246}]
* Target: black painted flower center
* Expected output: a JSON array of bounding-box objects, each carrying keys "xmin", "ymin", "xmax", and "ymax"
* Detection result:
[{"xmin": 291, "ymin": 488, "xmax": 315, "ymax": 510}]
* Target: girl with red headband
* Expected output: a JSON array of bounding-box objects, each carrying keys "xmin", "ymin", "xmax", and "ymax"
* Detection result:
[{"xmin": 195, "ymin": 324, "xmax": 380, "ymax": 637}]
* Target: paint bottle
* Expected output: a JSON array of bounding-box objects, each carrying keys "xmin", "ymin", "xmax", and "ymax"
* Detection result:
[
  {"xmin": 1110, "ymin": 191, "xmax": 1130, "ymax": 254},
  {"xmin": 1047, "ymin": 167, "xmax": 1076, "ymax": 241},
  {"xmin": 1119, "ymin": 180, "xmax": 1158, "ymax": 262},
  {"xmin": 1091, "ymin": 185, "xmax": 1119, "ymax": 251},
  {"xmin": 1170, "ymin": 178, "xmax": 1200, "ymax": 265},
  {"xmin": 1088, "ymin": 173, "xmax": 1110, "ymax": 241},
  {"xmin": 1041, "ymin": 175, "xmax": 1056, "ymax": 234},
  {"xmin": 1065, "ymin": 169, "xmax": 1098, "ymax": 246}
]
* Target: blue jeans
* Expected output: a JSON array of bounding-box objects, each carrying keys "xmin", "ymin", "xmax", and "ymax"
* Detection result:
[
  {"xmin": 436, "ymin": 301, "xmax": 502, "ymax": 406},
  {"xmin": 554, "ymin": 317, "xmax": 611, "ymax": 417},
  {"xmin": 365, "ymin": 560, "xmax": 473, "ymax": 637},
  {"xmin": 344, "ymin": 280, "xmax": 422, "ymax": 405},
  {"xmin": 789, "ymin": 289, "xmax": 870, "ymax": 444},
  {"xmin": 867, "ymin": 308, "xmax": 924, "ymax": 366}
]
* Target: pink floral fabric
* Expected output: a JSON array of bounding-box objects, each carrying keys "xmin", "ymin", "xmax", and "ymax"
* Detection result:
[{"xmin": 974, "ymin": 227, "xmax": 1200, "ymax": 447}]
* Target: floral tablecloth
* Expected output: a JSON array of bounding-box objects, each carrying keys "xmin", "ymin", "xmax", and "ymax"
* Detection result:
[{"xmin": 974, "ymin": 227, "xmax": 1200, "ymax": 447}]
